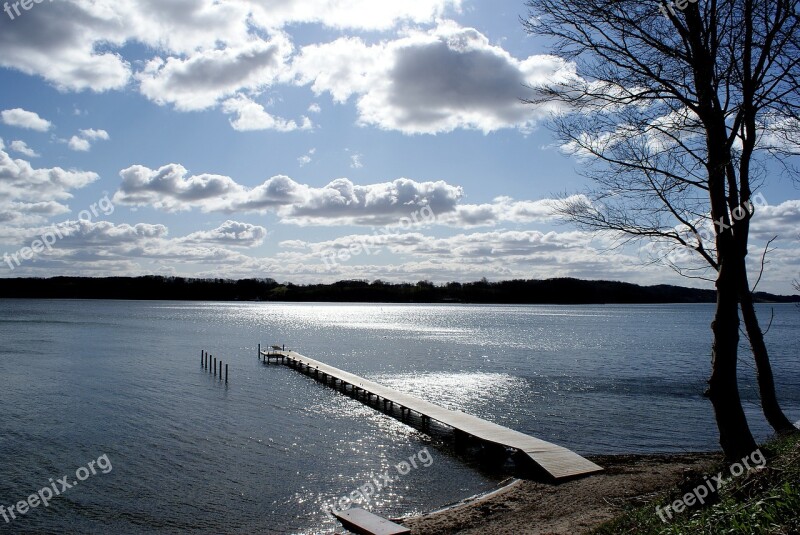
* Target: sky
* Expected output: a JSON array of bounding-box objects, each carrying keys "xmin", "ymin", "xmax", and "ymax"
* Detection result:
[{"xmin": 0, "ymin": 0, "xmax": 798, "ymax": 292}]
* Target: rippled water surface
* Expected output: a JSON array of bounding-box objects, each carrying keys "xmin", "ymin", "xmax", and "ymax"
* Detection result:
[{"xmin": 1, "ymin": 300, "xmax": 798, "ymax": 533}]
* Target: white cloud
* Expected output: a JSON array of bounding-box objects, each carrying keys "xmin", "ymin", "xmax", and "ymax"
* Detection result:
[
  {"xmin": 0, "ymin": 0, "xmax": 462, "ymax": 95},
  {"xmin": 54, "ymin": 220, "xmax": 169, "ymax": 246},
  {"xmin": 751, "ymin": 199, "xmax": 800, "ymax": 241},
  {"xmin": 281, "ymin": 177, "xmax": 463, "ymax": 225},
  {"xmin": 442, "ymin": 196, "xmax": 582, "ymax": 227},
  {"xmin": 1, "ymin": 3, "xmax": 567, "ymax": 136},
  {"xmin": 292, "ymin": 22, "xmax": 573, "ymax": 134},
  {"xmin": 757, "ymin": 116, "xmax": 800, "ymax": 154},
  {"xmin": 248, "ymin": 0, "xmax": 461, "ymax": 31},
  {"xmin": 350, "ymin": 153, "xmax": 364, "ymax": 169},
  {"xmin": 298, "ymin": 148, "xmax": 316, "ymax": 167},
  {"xmin": 136, "ymin": 37, "xmax": 293, "ymax": 112},
  {"xmin": 221, "ymin": 95, "xmax": 312, "ymax": 132},
  {"xmin": 113, "ymin": 163, "xmax": 464, "ymax": 224},
  {"xmin": 181, "ymin": 220, "xmax": 268, "ymax": 247},
  {"xmin": 0, "ymin": 141, "xmax": 98, "ymax": 203},
  {"xmin": 0, "ymin": 217, "xmax": 279, "ymax": 278},
  {"xmin": 0, "ymin": 200, "xmax": 71, "ymax": 228},
  {"xmin": 67, "ymin": 128, "xmax": 110, "ymax": 152},
  {"xmin": 0, "ymin": 140, "xmax": 98, "ymax": 226},
  {"xmin": 79, "ymin": 128, "xmax": 110, "ymax": 141},
  {"xmin": 9, "ymin": 140, "xmax": 39, "ymax": 158},
  {"xmin": 68, "ymin": 136, "xmax": 91, "ymax": 152},
  {"xmin": 277, "ymin": 227, "xmax": 665, "ymax": 284},
  {"xmin": 114, "ymin": 164, "xmax": 247, "ymax": 213},
  {"xmin": 0, "ymin": 2, "xmax": 131, "ymax": 92},
  {"xmin": 1, "ymin": 108, "xmax": 52, "ymax": 131}
]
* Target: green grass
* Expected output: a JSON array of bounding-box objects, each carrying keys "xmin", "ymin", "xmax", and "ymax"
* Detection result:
[{"xmin": 592, "ymin": 432, "xmax": 800, "ymax": 535}]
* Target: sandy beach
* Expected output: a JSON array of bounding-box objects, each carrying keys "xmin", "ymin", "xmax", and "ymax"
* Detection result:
[{"xmin": 403, "ymin": 452, "xmax": 720, "ymax": 534}]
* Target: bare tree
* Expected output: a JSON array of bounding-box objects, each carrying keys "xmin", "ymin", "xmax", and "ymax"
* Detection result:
[
  {"xmin": 523, "ymin": 0, "xmax": 799, "ymax": 458},
  {"xmin": 740, "ymin": 244, "xmax": 796, "ymax": 434}
]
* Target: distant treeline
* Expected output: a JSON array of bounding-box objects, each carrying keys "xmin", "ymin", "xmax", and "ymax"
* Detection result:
[{"xmin": 0, "ymin": 276, "xmax": 797, "ymax": 304}]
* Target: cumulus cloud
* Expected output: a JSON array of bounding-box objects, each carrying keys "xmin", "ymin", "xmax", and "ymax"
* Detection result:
[
  {"xmin": 248, "ymin": 0, "xmax": 461, "ymax": 31},
  {"xmin": 0, "ymin": 3, "xmax": 569, "ymax": 136},
  {"xmin": 0, "ymin": 2, "xmax": 131, "ymax": 92},
  {"xmin": 2, "ymin": 217, "xmax": 273, "ymax": 277},
  {"xmin": 442, "ymin": 196, "xmax": 569, "ymax": 227},
  {"xmin": 0, "ymin": 0, "xmax": 462, "ymax": 96},
  {"xmin": 221, "ymin": 95, "xmax": 312, "ymax": 132},
  {"xmin": 292, "ymin": 22, "xmax": 573, "ymax": 134},
  {"xmin": 278, "ymin": 227, "xmax": 658, "ymax": 284},
  {"xmin": 282, "ymin": 177, "xmax": 463, "ymax": 225},
  {"xmin": 66, "ymin": 128, "xmax": 109, "ymax": 152},
  {"xmin": 0, "ymin": 140, "xmax": 98, "ymax": 204},
  {"xmin": 181, "ymin": 220, "xmax": 268, "ymax": 247},
  {"xmin": 137, "ymin": 38, "xmax": 293, "ymax": 111},
  {"xmin": 0, "ymin": 200, "xmax": 72, "ymax": 228},
  {"xmin": 751, "ymin": 199, "xmax": 800, "ymax": 241},
  {"xmin": 383, "ymin": 229, "xmax": 594, "ymax": 258},
  {"xmin": 53, "ymin": 220, "xmax": 169, "ymax": 246},
  {"xmin": 80, "ymin": 128, "xmax": 110, "ymax": 141},
  {"xmin": 9, "ymin": 140, "xmax": 39, "ymax": 158},
  {"xmin": 113, "ymin": 163, "xmax": 464, "ymax": 224},
  {"xmin": 1, "ymin": 108, "xmax": 52, "ymax": 131},
  {"xmin": 68, "ymin": 136, "xmax": 91, "ymax": 152},
  {"xmin": 114, "ymin": 164, "xmax": 246, "ymax": 212},
  {"xmin": 0, "ymin": 141, "xmax": 99, "ymax": 226}
]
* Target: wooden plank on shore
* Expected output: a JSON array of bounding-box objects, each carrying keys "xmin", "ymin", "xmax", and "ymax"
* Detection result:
[
  {"xmin": 274, "ymin": 350, "xmax": 603, "ymax": 481},
  {"xmin": 333, "ymin": 508, "xmax": 410, "ymax": 535}
]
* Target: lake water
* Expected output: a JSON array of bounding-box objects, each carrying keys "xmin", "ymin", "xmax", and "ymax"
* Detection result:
[{"xmin": 0, "ymin": 300, "xmax": 798, "ymax": 534}]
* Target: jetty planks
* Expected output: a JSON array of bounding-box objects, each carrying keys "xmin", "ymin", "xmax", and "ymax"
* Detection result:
[
  {"xmin": 264, "ymin": 349, "xmax": 603, "ymax": 481},
  {"xmin": 332, "ymin": 508, "xmax": 410, "ymax": 535}
]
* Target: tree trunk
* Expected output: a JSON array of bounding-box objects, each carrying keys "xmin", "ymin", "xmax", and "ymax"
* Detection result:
[
  {"xmin": 707, "ymin": 260, "xmax": 758, "ymax": 460},
  {"xmin": 738, "ymin": 268, "xmax": 797, "ymax": 434}
]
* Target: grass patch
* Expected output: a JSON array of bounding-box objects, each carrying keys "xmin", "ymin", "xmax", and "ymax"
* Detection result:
[{"xmin": 592, "ymin": 432, "xmax": 800, "ymax": 535}]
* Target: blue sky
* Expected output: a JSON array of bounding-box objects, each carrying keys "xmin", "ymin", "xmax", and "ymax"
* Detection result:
[{"xmin": 0, "ymin": 0, "xmax": 798, "ymax": 292}]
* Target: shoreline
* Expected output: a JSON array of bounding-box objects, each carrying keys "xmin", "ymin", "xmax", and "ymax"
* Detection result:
[{"xmin": 403, "ymin": 451, "xmax": 721, "ymax": 534}]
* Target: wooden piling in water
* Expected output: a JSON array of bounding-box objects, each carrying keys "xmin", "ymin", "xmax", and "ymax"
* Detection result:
[
  {"xmin": 225, "ymin": 364, "xmax": 228, "ymax": 383},
  {"xmin": 213, "ymin": 356, "xmax": 216, "ymax": 376}
]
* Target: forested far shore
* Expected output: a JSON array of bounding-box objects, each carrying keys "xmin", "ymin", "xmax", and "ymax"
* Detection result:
[{"xmin": 0, "ymin": 276, "xmax": 797, "ymax": 304}]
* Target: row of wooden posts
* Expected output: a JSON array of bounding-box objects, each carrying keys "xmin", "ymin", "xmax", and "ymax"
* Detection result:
[{"xmin": 201, "ymin": 350, "xmax": 228, "ymax": 383}]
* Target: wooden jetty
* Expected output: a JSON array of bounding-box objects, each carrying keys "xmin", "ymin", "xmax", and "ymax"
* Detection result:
[
  {"xmin": 260, "ymin": 347, "xmax": 602, "ymax": 481},
  {"xmin": 333, "ymin": 508, "xmax": 410, "ymax": 535}
]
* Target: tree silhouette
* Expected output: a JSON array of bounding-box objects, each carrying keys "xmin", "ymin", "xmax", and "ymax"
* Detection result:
[{"xmin": 523, "ymin": 0, "xmax": 800, "ymax": 457}]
